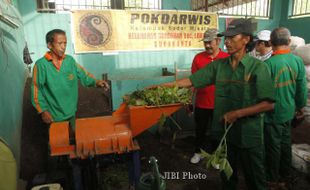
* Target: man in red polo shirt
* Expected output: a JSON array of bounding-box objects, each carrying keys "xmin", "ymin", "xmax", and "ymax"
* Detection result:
[{"xmin": 190, "ymin": 28, "xmax": 229, "ymax": 164}]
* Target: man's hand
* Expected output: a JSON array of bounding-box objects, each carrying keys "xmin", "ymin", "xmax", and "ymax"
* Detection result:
[
  {"xmin": 295, "ymin": 108, "xmax": 305, "ymax": 120},
  {"xmin": 292, "ymin": 108, "xmax": 305, "ymax": 128},
  {"xmin": 223, "ymin": 110, "xmax": 241, "ymax": 124},
  {"xmin": 41, "ymin": 111, "xmax": 53, "ymax": 124},
  {"xmin": 96, "ymin": 80, "xmax": 109, "ymax": 91}
]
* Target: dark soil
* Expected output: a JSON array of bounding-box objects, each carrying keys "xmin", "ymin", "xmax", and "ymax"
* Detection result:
[
  {"xmin": 20, "ymin": 79, "xmax": 112, "ymax": 182},
  {"xmin": 136, "ymin": 128, "xmax": 310, "ymax": 190},
  {"xmin": 21, "ymin": 78, "xmax": 310, "ymax": 189},
  {"xmin": 98, "ymin": 124, "xmax": 310, "ymax": 190}
]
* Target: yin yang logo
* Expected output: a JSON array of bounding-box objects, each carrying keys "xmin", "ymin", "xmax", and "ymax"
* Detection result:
[{"xmin": 79, "ymin": 14, "xmax": 112, "ymax": 47}]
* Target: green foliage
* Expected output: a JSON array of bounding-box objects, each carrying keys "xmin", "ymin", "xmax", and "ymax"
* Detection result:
[
  {"xmin": 158, "ymin": 114, "xmax": 167, "ymax": 134},
  {"xmin": 124, "ymin": 86, "xmax": 189, "ymax": 145},
  {"xmin": 124, "ymin": 86, "xmax": 192, "ymax": 106},
  {"xmin": 158, "ymin": 113, "xmax": 182, "ymax": 141},
  {"xmin": 158, "ymin": 114, "xmax": 167, "ymax": 127},
  {"xmin": 200, "ymin": 123, "xmax": 234, "ymax": 180}
]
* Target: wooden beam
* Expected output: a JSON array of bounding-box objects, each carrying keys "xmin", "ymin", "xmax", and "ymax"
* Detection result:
[{"xmin": 208, "ymin": 0, "xmax": 256, "ymax": 8}]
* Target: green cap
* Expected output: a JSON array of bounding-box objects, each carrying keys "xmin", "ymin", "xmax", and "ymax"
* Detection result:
[
  {"xmin": 201, "ymin": 28, "xmax": 219, "ymax": 42},
  {"xmin": 218, "ymin": 18, "xmax": 257, "ymax": 37}
]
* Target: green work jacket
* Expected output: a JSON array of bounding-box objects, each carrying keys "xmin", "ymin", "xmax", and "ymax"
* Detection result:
[
  {"xmin": 190, "ymin": 54, "xmax": 274, "ymax": 148},
  {"xmin": 31, "ymin": 54, "xmax": 97, "ymax": 122},
  {"xmin": 264, "ymin": 52, "xmax": 308, "ymax": 124}
]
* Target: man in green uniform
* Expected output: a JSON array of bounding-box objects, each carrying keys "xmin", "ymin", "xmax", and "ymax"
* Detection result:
[
  {"xmin": 31, "ymin": 29, "xmax": 109, "ymax": 190},
  {"xmin": 264, "ymin": 27, "xmax": 307, "ymax": 189},
  {"xmin": 31, "ymin": 29, "xmax": 109, "ymax": 128},
  {"xmin": 159, "ymin": 19, "xmax": 274, "ymax": 190}
]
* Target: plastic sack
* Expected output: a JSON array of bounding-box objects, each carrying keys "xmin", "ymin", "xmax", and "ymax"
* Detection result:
[
  {"xmin": 292, "ymin": 144, "xmax": 310, "ymax": 174},
  {"xmin": 290, "ymin": 36, "xmax": 306, "ymax": 51},
  {"xmin": 293, "ymin": 44, "xmax": 310, "ymax": 65}
]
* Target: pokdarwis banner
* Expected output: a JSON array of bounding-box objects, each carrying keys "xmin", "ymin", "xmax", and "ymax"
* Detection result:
[{"xmin": 72, "ymin": 10, "xmax": 218, "ymax": 53}]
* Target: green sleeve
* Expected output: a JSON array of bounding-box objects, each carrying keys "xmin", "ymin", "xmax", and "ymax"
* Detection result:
[
  {"xmin": 189, "ymin": 60, "xmax": 217, "ymax": 88},
  {"xmin": 295, "ymin": 58, "xmax": 308, "ymax": 109},
  {"xmin": 75, "ymin": 62, "xmax": 97, "ymax": 87},
  {"xmin": 31, "ymin": 64, "xmax": 48, "ymax": 113},
  {"xmin": 256, "ymin": 62, "xmax": 275, "ymax": 102},
  {"xmin": 264, "ymin": 60, "xmax": 274, "ymax": 78}
]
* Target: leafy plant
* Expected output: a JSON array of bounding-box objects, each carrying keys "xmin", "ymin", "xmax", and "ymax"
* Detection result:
[
  {"xmin": 158, "ymin": 114, "xmax": 167, "ymax": 134},
  {"xmin": 158, "ymin": 113, "xmax": 182, "ymax": 142},
  {"xmin": 124, "ymin": 86, "xmax": 190, "ymax": 146},
  {"xmin": 200, "ymin": 123, "xmax": 234, "ymax": 179},
  {"xmin": 158, "ymin": 114, "xmax": 181, "ymax": 129},
  {"xmin": 123, "ymin": 86, "xmax": 192, "ymax": 106}
]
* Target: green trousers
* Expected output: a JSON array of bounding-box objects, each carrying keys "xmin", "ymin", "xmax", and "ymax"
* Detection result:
[
  {"xmin": 221, "ymin": 143, "xmax": 267, "ymax": 190},
  {"xmin": 68, "ymin": 116, "xmax": 76, "ymax": 129},
  {"xmin": 264, "ymin": 121, "xmax": 292, "ymax": 182}
]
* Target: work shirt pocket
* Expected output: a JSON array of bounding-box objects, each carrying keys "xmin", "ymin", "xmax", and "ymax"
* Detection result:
[
  {"xmin": 243, "ymin": 81, "xmax": 257, "ymax": 106},
  {"xmin": 63, "ymin": 71, "xmax": 77, "ymax": 88}
]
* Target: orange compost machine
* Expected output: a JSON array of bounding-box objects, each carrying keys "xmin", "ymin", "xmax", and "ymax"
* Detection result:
[
  {"xmin": 49, "ymin": 103, "xmax": 183, "ymax": 188},
  {"xmin": 49, "ymin": 103, "xmax": 182, "ymax": 158}
]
